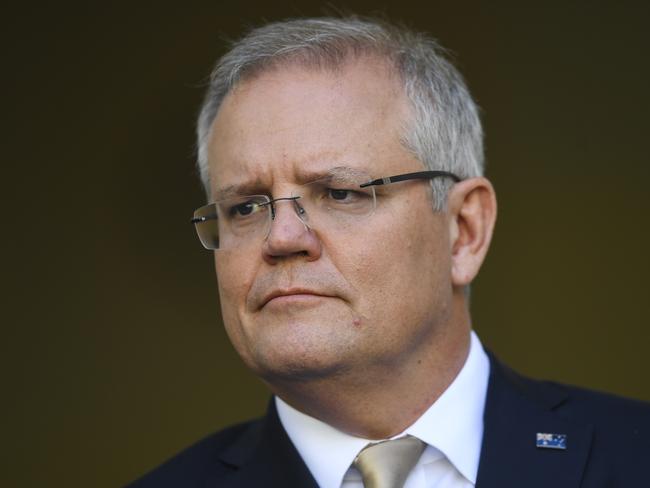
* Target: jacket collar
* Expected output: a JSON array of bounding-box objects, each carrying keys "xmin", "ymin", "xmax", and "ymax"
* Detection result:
[
  {"xmin": 213, "ymin": 399, "xmax": 319, "ymax": 488},
  {"xmin": 476, "ymin": 352, "xmax": 593, "ymax": 488}
]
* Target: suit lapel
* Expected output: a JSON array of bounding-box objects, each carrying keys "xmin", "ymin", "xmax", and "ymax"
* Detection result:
[
  {"xmin": 210, "ymin": 400, "xmax": 319, "ymax": 488},
  {"xmin": 476, "ymin": 354, "xmax": 593, "ymax": 488}
]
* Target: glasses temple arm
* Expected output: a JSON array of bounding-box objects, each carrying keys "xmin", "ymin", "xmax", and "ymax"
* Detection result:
[{"xmin": 359, "ymin": 170, "xmax": 461, "ymax": 188}]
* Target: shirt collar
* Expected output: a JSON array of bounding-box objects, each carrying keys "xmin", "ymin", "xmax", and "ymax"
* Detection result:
[
  {"xmin": 275, "ymin": 330, "xmax": 490, "ymax": 488},
  {"xmin": 402, "ymin": 330, "xmax": 489, "ymax": 483}
]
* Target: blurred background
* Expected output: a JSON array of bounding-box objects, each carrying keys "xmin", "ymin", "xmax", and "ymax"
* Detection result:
[{"xmin": 4, "ymin": 0, "xmax": 650, "ymax": 486}]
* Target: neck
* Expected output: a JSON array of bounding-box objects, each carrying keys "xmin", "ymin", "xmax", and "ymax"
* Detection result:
[{"xmin": 268, "ymin": 294, "xmax": 472, "ymax": 439}]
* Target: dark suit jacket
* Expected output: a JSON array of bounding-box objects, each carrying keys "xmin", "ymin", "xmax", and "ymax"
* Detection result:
[{"xmin": 128, "ymin": 354, "xmax": 650, "ymax": 487}]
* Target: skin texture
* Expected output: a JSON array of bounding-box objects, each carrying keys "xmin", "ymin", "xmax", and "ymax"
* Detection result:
[{"xmin": 207, "ymin": 57, "xmax": 497, "ymax": 439}]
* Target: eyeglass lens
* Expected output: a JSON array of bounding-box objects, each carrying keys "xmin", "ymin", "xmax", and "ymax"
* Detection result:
[{"xmin": 193, "ymin": 174, "xmax": 376, "ymax": 250}]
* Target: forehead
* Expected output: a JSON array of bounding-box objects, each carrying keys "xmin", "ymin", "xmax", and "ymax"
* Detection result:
[{"xmin": 207, "ymin": 58, "xmax": 421, "ymax": 193}]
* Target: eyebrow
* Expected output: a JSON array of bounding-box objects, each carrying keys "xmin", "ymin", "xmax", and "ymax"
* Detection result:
[
  {"xmin": 212, "ymin": 166, "xmax": 371, "ymax": 200},
  {"xmin": 212, "ymin": 181, "xmax": 265, "ymax": 201},
  {"xmin": 297, "ymin": 166, "xmax": 371, "ymax": 184}
]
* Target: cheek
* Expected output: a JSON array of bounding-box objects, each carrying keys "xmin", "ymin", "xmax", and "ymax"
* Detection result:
[
  {"xmin": 214, "ymin": 253, "xmax": 256, "ymax": 334},
  {"xmin": 333, "ymin": 206, "xmax": 449, "ymax": 324}
]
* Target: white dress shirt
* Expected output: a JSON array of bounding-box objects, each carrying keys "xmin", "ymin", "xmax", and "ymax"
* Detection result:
[{"xmin": 275, "ymin": 331, "xmax": 490, "ymax": 488}]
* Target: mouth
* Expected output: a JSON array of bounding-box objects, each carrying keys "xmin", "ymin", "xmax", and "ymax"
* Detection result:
[{"xmin": 261, "ymin": 289, "xmax": 335, "ymax": 309}]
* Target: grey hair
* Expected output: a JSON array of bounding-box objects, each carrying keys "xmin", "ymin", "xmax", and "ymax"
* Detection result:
[{"xmin": 196, "ymin": 17, "xmax": 484, "ymax": 210}]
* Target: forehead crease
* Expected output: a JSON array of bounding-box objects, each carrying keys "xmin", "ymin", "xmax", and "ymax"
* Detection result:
[
  {"xmin": 208, "ymin": 60, "xmax": 413, "ymax": 196},
  {"xmin": 214, "ymin": 145, "xmax": 361, "ymax": 177},
  {"xmin": 213, "ymin": 177, "xmax": 266, "ymax": 200},
  {"xmin": 298, "ymin": 165, "xmax": 370, "ymax": 181},
  {"xmin": 213, "ymin": 163, "xmax": 371, "ymax": 198}
]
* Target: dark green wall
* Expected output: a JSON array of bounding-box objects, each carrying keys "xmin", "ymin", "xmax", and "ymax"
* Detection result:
[{"xmin": 5, "ymin": 1, "xmax": 650, "ymax": 486}]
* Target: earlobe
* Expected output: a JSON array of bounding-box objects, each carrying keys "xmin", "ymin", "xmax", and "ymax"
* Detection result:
[{"xmin": 448, "ymin": 177, "xmax": 497, "ymax": 287}]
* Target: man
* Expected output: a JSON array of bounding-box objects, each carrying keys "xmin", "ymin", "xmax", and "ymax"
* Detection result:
[{"xmin": 129, "ymin": 17, "xmax": 650, "ymax": 488}]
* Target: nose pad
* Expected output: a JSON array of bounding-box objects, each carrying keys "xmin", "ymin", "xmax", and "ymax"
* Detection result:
[
  {"xmin": 262, "ymin": 195, "xmax": 322, "ymax": 262},
  {"xmin": 265, "ymin": 196, "xmax": 310, "ymax": 239},
  {"xmin": 292, "ymin": 198, "xmax": 309, "ymax": 225}
]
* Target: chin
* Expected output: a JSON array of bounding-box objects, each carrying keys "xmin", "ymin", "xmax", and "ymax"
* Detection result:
[
  {"xmin": 254, "ymin": 355, "xmax": 348, "ymax": 383},
  {"xmin": 228, "ymin": 300, "xmax": 367, "ymax": 382},
  {"xmin": 244, "ymin": 319, "xmax": 358, "ymax": 383}
]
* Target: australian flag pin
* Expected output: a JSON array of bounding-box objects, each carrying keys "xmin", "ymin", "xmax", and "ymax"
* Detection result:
[{"xmin": 536, "ymin": 433, "xmax": 567, "ymax": 450}]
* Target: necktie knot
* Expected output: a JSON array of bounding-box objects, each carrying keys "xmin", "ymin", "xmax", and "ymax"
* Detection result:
[{"xmin": 353, "ymin": 435, "xmax": 426, "ymax": 488}]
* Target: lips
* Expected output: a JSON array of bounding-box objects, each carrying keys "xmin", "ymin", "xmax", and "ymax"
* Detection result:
[{"xmin": 261, "ymin": 288, "xmax": 334, "ymax": 308}]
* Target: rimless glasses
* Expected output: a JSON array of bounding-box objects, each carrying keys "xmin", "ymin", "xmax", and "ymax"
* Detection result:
[{"xmin": 191, "ymin": 170, "xmax": 460, "ymax": 251}]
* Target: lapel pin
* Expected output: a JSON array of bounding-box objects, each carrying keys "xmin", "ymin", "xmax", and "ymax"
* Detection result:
[{"xmin": 536, "ymin": 433, "xmax": 567, "ymax": 450}]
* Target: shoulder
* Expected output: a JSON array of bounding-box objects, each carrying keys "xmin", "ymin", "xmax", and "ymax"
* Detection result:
[
  {"xmin": 554, "ymin": 380, "xmax": 650, "ymax": 425},
  {"xmin": 125, "ymin": 418, "xmax": 263, "ymax": 488},
  {"xmin": 491, "ymin": 356, "xmax": 650, "ymax": 472},
  {"xmin": 504, "ymin": 359, "xmax": 650, "ymax": 433},
  {"xmin": 539, "ymin": 378, "xmax": 650, "ymax": 454}
]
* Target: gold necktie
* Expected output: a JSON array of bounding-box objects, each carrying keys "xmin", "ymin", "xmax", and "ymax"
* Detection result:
[{"xmin": 353, "ymin": 435, "xmax": 426, "ymax": 488}]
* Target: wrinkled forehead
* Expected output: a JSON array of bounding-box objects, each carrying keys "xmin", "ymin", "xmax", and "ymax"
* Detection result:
[
  {"xmin": 206, "ymin": 58, "xmax": 415, "ymax": 197},
  {"xmin": 212, "ymin": 165, "xmax": 373, "ymax": 200}
]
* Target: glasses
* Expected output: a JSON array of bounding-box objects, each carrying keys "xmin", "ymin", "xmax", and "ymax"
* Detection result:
[{"xmin": 191, "ymin": 170, "xmax": 460, "ymax": 250}]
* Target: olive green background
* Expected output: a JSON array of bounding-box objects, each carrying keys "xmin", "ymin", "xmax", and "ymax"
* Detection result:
[{"xmin": 5, "ymin": 1, "xmax": 650, "ymax": 487}]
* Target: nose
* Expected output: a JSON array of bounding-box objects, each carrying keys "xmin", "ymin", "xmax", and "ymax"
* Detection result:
[{"xmin": 262, "ymin": 197, "xmax": 322, "ymax": 263}]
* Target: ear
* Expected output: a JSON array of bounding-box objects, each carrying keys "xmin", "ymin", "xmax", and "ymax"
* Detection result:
[{"xmin": 447, "ymin": 177, "xmax": 497, "ymax": 287}]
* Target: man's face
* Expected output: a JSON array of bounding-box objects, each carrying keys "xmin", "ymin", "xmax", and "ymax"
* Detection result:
[{"xmin": 207, "ymin": 58, "xmax": 454, "ymax": 383}]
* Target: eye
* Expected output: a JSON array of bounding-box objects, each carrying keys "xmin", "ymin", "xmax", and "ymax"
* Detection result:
[
  {"xmin": 325, "ymin": 187, "xmax": 371, "ymax": 204},
  {"xmin": 328, "ymin": 188, "xmax": 352, "ymax": 200},
  {"xmin": 229, "ymin": 201, "xmax": 260, "ymax": 218}
]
